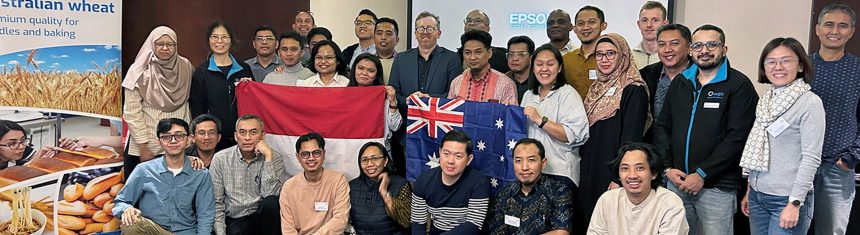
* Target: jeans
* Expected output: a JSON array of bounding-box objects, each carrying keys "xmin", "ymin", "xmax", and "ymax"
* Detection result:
[
  {"xmin": 813, "ymin": 161, "xmax": 855, "ymax": 235},
  {"xmin": 667, "ymin": 183, "xmax": 736, "ymax": 235},
  {"xmin": 747, "ymin": 189, "xmax": 813, "ymax": 235}
]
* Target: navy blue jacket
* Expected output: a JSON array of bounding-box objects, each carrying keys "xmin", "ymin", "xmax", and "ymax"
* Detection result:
[{"xmin": 389, "ymin": 46, "xmax": 462, "ymax": 115}]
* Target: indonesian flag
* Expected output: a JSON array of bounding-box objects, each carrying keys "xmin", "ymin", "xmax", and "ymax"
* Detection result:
[{"xmin": 236, "ymin": 82, "xmax": 385, "ymax": 180}]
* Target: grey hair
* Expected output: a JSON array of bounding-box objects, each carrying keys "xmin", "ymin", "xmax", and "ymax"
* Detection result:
[{"xmin": 818, "ymin": 3, "xmax": 856, "ymax": 26}]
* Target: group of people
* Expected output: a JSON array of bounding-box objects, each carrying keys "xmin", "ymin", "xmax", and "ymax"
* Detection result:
[{"xmin": 106, "ymin": 1, "xmax": 860, "ymax": 234}]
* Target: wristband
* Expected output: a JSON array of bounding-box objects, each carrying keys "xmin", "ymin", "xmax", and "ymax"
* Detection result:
[{"xmin": 538, "ymin": 116, "xmax": 549, "ymax": 129}]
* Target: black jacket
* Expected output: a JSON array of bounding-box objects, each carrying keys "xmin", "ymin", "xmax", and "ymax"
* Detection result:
[
  {"xmin": 189, "ymin": 55, "xmax": 253, "ymax": 151},
  {"xmin": 639, "ymin": 57, "xmax": 693, "ymax": 142},
  {"xmin": 653, "ymin": 59, "xmax": 758, "ymax": 190},
  {"xmin": 348, "ymin": 174, "xmax": 409, "ymax": 235},
  {"xmin": 457, "ymin": 46, "xmax": 510, "ymax": 73}
]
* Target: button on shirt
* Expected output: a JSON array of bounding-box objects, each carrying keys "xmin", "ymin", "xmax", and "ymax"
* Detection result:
[
  {"xmin": 652, "ymin": 68, "xmax": 672, "ymax": 120},
  {"xmin": 113, "ymin": 156, "xmax": 215, "ymax": 235},
  {"xmin": 210, "ymin": 146, "xmax": 286, "ymax": 235},
  {"xmin": 488, "ymin": 176, "xmax": 573, "ymax": 234}
]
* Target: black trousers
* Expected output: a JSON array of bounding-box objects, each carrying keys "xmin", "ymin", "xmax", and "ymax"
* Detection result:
[{"xmin": 225, "ymin": 195, "xmax": 281, "ymax": 235}]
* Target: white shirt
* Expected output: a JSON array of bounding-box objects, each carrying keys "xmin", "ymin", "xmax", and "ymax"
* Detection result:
[{"xmin": 296, "ymin": 73, "xmax": 349, "ymax": 87}]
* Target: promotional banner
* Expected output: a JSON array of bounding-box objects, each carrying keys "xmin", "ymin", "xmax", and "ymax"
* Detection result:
[{"xmin": 0, "ymin": 0, "xmax": 122, "ymax": 118}]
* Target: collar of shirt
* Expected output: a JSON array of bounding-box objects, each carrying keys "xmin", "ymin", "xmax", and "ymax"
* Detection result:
[
  {"xmin": 207, "ymin": 54, "xmax": 243, "ymax": 78},
  {"xmin": 464, "ymin": 66, "xmax": 493, "ymax": 83},
  {"xmin": 359, "ymin": 44, "xmax": 377, "ymax": 54},
  {"xmin": 248, "ymin": 55, "xmax": 281, "ymax": 68},
  {"xmin": 376, "ymin": 50, "xmax": 397, "ymax": 59},
  {"xmin": 283, "ymin": 62, "xmax": 306, "ymax": 73},
  {"xmin": 515, "ymin": 174, "xmax": 546, "ymax": 199},
  {"xmin": 633, "ymin": 40, "xmax": 650, "ymax": 54},
  {"xmin": 232, "ymin": 146, "xmax": 262, "ymax": 163},
  {"xmin": 310, "ymin": 74, "xmax": 347, "ymax": 87},
  {"xmin": 561, "ymin": 40, "xmax": 577, "ymax": 52},
  {"xmin": 154, "ymin": 156, "xmax": 192, "ymax": 175},
  {"xmin": 572, "ymin": 47, "xmax": 593, "ymax": 60}
]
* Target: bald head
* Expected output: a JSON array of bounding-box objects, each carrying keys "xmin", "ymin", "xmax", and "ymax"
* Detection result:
[
  {"xmin": 546, "ymin": 9, "xmax": 573, "ymax": 42},
  {"xmin": 464, "ymin": 9, "xmax": 490, "ymax": 32}
]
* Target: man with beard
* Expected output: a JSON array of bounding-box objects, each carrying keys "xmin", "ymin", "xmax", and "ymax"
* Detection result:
[
  {"xmin": 487, "ymin": 138, "xmax": 573, "ymax": 234},
  {"xmin": 546, "ymin": 9, "xmax": 578, "ymax": 56},
  {"xmin": 374, "ymin": 17, "xmax": 399, "ymax": 84},
  {"xmin": 186, "ymin": 114, "xmax": 222, "ymax": 168},
  {"xmin": 245, "ymin": 25, "xmax": 280, "ymax": 81},
  {"xmin": 652, "ymin": 24, "xmax": 758, "ymax": 235},
  {"xmin": 292, "ymin": 11, "xmax": 315, "ymax": 65},
  {"xmin": 563, "ymin": 5, "xmax": 607, "ymax": 99},
  {"xmin": 447, "ymin": 30, "xmax": 517, "ymax": 105},
  {"xmin": 457, "ymin": 9, "xmax": 509, "ymax": 73},
  {"xmin": 343, "ymin": 9, "xmax": 378, "ymax": 68}
]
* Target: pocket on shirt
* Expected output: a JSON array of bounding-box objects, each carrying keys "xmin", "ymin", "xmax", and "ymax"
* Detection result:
[{"xmin": 175, "ymin": 187, "xmax": 198, "ymax": 211}]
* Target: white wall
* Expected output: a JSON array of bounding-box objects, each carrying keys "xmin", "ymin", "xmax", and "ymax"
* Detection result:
[
  {"xmin": 310, "ymin": 0, "xmax": 408, "ymax": 52},
  {"xmin": 674, "ymin": 0, "xmax": 813, "ymax": 94}
]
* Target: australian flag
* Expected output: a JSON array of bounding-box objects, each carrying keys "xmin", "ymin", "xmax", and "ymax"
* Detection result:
[{"xmin": 405, "ymin": 96, "xmax": 527, "ymax": 192}]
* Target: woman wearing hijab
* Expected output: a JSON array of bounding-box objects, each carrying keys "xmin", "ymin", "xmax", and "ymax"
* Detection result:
[
  {"xmin": 348, "ymin": 142, "xmax": 411, "ymax": 234},
  {"xmin": 122, "ymin": 25, "xmax": 194, "ymax": 177},
  {"xmin": 347, "ymin": 54, "xmax": 402, "ymax": 160},
  {"xmin": 577, "ymin": 33, "xmax": 650, "ymax": 228},
  {"xmin": 189, "ymin": 21, "xmax": 254, "ymax": 151},
  {"xmin": 739, "ymin": 37, "xmax": 823, "ymax": 234}
]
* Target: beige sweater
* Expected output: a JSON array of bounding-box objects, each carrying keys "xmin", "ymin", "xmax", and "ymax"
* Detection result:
[
  {"xmin": 588, "ymin": 187, "xmax": 689, "ymax": 235},
  {"xmin": 280, "ymin": 169, "xmax": 351, "ymax": 235}
]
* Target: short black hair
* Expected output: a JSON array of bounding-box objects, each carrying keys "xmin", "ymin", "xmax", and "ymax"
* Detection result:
[
  {"xmin": 610, "ymin": 142, "xmax": 663, "ymax": 190},
  {"xmin": 529, "ymin": 43, "xmax": 568, "ymax": 94},
  {"xmin": 657, "ymin": 24, "xmax": 692, "ymax": 44},
  {"xmin": 460, "ymin": 30, "xmax": 492, "ymax": 49},
  {"xmin": 757, "ymin": 37, "xmax": 814, "ymax": 84},
  {"xmin": 348, "ymin": 53, "xmax": 384, "ymax": 86},
  {"xmin": 357, "ymin": 141, "xmax": 393, "ymax": 173},
  {"xmin": 513, "ymin": 138, "xmax": 545, "ymax": 159},
  {"xmin": 357, "ymin": 9, "xmax": 379, "ymax": 22},
  {"xmin": 207, "ymin": 21, "xmax": 238, "ymax": 46},
  {"xmin": 253, "ymin": 25, "xmax": 277, "ymax": 38},
  {"xmin": 441, "ymin": 129, "xmax": 474, "ymax": 156},
  {"xmin": 0, "ymin": 120, "xmax": 26, "ymax": 138},
  {"xmin": 507, "ymin": 35, "xmax": 535, "ymax": 54},
  {"xmin": 295, "ymin": 132, "xmax": 326, "ymax": 152},
  {"xmin": 376, "ymin": 17, "xmax": 400, "ymax": 35},
  {"xmin": 190, "ymin": 114, "xmax": 222, "ymax": 134},
  {"xmin": 576, "ymin": 5, "xmax": 605, "ymax": 23},
  {"xmin": 693, "ymin": 24, "xmax": 726, "ymax": 44},
  {"xmin": 279, "ymin": 31, "xmax": 306, "ymax": 47},
  {"xmin": 309, "ymin": 40, "xmax": 348, "ymax": 76},
  {"xmin": 156, "ymin": 118, "xmax": 190, "ymax": 137},
  {"xmin": 307, "ymin": 27, "xmax": 333, "ymax": 42}
]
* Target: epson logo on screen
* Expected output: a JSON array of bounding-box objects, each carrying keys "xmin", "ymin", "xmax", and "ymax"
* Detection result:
[{"xmin": 509, "ymin": 13, "xmax": 547, "ymax": 29}]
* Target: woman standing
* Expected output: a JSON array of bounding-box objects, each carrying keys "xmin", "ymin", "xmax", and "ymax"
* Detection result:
[
  {"xmin": 122, "ymin": 26, "xmax": 193, "ymax": 176},
  {"xmin": 297, "ymin": 40, "xmax": 349, "ymax": 87},
  {"xmin": 519, "ymin": 43, "xmax": 589, "ymax": 187},
  {"xmin": 740, "ymin": 37, "xmax": 823, "ymax": 235},
  {"xmin": 348, "ymin": 54, "xmax": 402, "ymax": 159},
  {"xmin": 578, "ymin": 33, "xmax": 649, "ymax": 226},
  {"xmin": 189, "ymin": 22, "xmax": 253, "ymax": 152},
  {"xmin": 348, "ymin": 142, "xmax": 411, "ymax": 234}
]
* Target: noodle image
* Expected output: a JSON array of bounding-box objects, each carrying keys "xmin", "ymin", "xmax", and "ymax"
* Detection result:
[{"xmin": 0, "ymin": 187, "xmax": 41, "ymax": 235}]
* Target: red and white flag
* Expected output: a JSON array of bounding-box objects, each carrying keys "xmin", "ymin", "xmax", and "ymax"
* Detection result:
[{"xmin": 236, "ymin": 82, "xmax": 385, "ymax": 180}]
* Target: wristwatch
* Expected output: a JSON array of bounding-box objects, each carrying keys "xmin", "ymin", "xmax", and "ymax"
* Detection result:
[
  {"xmin": 791, "ymin": 200, "xmax": 801, "ymax": 207},
  {"xmin": 538, "ymin": 116, "xmax": 549, "ymax": 128}
]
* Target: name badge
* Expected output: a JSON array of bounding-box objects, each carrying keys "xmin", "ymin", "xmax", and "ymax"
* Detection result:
[
  {"xmin": 604, "ymin": 87, "xmax": 617, "ymax": 96},
  {"xmin": 504, "ymin": 215, "xmax": 521, "ymax": 227},
  {"xmin": 314, "ymin": 202, "xmax": 329, "ymax": 212},
  {"xmin": 588, "ymin": 70, "xmax": 598, "ymax": 80},
  {"xmin": 703, "ymin": 102, "xmax": 720, "ymax": 109},
  {"xmin": 767, "ymin": 117, "xmax": 790, "ymax": 137}
]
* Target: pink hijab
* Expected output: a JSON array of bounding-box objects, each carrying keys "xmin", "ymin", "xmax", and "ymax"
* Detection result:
[{"xmin": 121, "ymin": 26, "xmax": 193, "ymax": 112}]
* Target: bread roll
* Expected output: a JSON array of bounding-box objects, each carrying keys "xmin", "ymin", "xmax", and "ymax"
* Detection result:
[
  {"xmin": 92, "ymin": 210, "xmax": 112, "ymax": 223},
  {"xmin": 58, "ymin": 215, "xmax": 86, "ymax": 230},
  {"xmin": 103, "ymin": 217, "xmax": 120, "ymax": 232},
  {"xmin": 102, "ymin": 201, "xmax": 114, "ymax": 214},
  {"xmin": 109, "ymin": 183, "xmax": 123, "ymax": 197},
  {"xmin": 53, "ymin": 151, "xmax": 97, "ymax": 167},
  {"xmin": 57, "ymin": 227, "xmax": 78, "ymax": 235},
  {"xmin": 63, "ymin": 183, "xmax": 84, "ymax": 202},
  {"xmin": 93, "ymin": 192, "xmax": 112, "ymax": 208},
  {"xmin": 81, "ymin": 222, "xmax": 105, "ymax": 234},
  {"xmin": 82, "ymin": 202, "xmax": 99, "ymax": 217},
  {"xmin": 58, "ymin": 200, "xmax": 87, "ymax": 216},
  {"xmin": 0, "ymin": 166, "xmax": 47, "ymax": 181},
  {"xmin": 26, "ymin": 157, "xmax": 78, "ymax": 173},
  {"xmin": 83, "ymin": 172, "xmax": 121, "ymax": 200}
]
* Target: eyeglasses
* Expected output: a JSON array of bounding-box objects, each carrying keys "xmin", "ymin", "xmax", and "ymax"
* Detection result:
[
  {"xmin": 194, "ymin": 130, "xmax": 218, "ymax": 137},
  {"xmin": 237, "ymin": 129, "xmax": 260, "ymax": 137},
  {"xmin": 209, "ymin": 35, "xmax": 231, "ymax": 42},
  {"xmin": 415, "ymin": 26, "xmax": 438, "ymax": 33},
  {"xmin": 0, "ymin": 138, "xmax": 30, "ymax": 149},
  {"xmin": 154, "ymin": 42, "xmax": 176, "ymax": 49},
  {"xmin": 595, "ymin": 50, "xmax": 618, "ymax": 60},
  {"xmin": 279, "ymin": 47, "xmax": 301, "ymax": 53},
  {"xmin": 360, "ymin": 155, "xmax": 386, "ymax": 165},
  {"xmin": 299, "ymin": 149, "xmax": 323, "ymax": 159},
  {"xmin": 690, "ymin": 41, "xmax": 723, "ymax": 51},
  {"xmin": 315, "ymin": 55, "xmax": 336, "ymax": 62},
  {"xmin": 463, "ymin": 18, "xmax": 487, "ymax": 25},
  {"xmin": 763, "ymin": 57, "xmax": 799, "ymax": 69},
  {"xmin": 255, "ymin": 36, "xmax": 276, "ymax": 42},
  {"xmin": 158, "ymin": 133, "xmax": 188, "ymax": 142},
  {"xmin": 506, "ymin": 51, "xmax": 530, "ymax": 59},
  {"xmin": 354, "ymin": 20, "xmax": 375, "ymax": 26}
]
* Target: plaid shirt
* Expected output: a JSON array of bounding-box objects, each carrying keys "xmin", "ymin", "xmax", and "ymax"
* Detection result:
[{"xmin": 210, "ymin": 146, "xmax": 286, "ymax": 235}]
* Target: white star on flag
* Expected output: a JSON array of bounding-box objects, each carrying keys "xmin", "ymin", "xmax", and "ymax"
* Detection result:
[
  {"xmin": 495, "ymin": 118, "xmax": 504, "ymax": 129},
  {"xmin": 477, "ymin": 140, "xmax": 487, "ymax": 151},
  {"xmin": 426, "ymin": 152, "xmax": 440, "ymax": 168},
  {"xmin": 507, "ymin": 139, "xmax": 517, "ymax": 150},
  {"xmin": 499, "ymin": 156, "xmax": 505, "ymax": 162},
  {"xmin": 490, "ymin": 178, "xmax": 499, "ymax": 188}
]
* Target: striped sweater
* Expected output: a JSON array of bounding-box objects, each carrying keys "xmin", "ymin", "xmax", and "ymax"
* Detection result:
[{"xmin": 411, "ymin": 167, "xmax": 490, "ymax": 234}]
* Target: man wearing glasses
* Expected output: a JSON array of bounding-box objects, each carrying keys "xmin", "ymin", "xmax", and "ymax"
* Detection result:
[
  {"xmin": 343, "ymin": 9, "xmax": 378, "ymax": 69},
  {"xmin": 209, "ymin": 114, "xmax": 285, "ymax": 235},
  {"xmin": 457, "ymin": 9, "xmax": 509, "ymax": 73},
  {"xmin": 504, "ymin": 35, "xmax": 535, "ymax": 103},
  {"xmin": 245, "ymin": 25, "xmax": 280, "ymax": 81},
  {"xmin": 652, "ymin": 24, "xmax": 758, "ymax": 235},
  {"xmin": 279, "ymin": 132, "xmax": 350, "ymax": 234},
  {"xmin": 185, "ymin": 114, "xmax": 222, "ymax": 168},
  {"xmin": 113, "ymin": 118, "xmax": 215, "ymax": 235}
]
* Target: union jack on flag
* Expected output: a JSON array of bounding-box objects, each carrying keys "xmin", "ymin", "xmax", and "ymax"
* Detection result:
[{"xmin": 406, "ymin": 96, "xmax": 465, "ymax": 138}]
